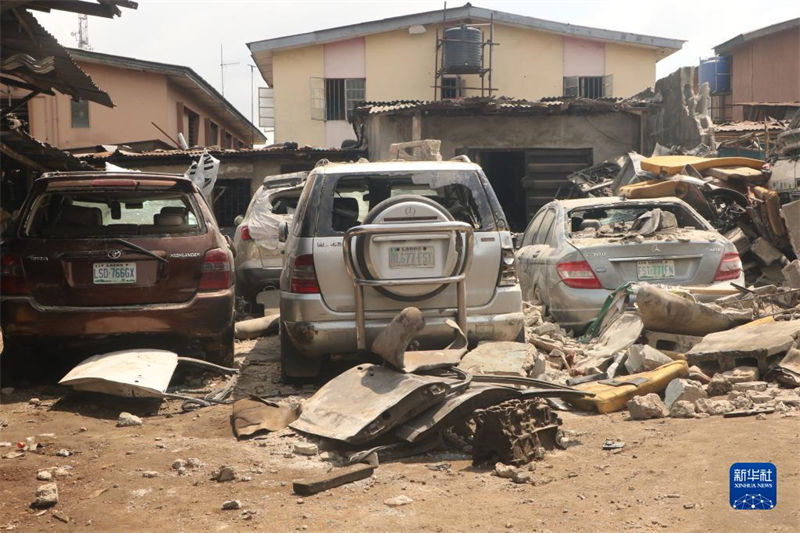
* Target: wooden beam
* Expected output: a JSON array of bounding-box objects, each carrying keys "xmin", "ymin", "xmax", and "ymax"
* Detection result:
[
  {"xmin": 0, "ymin": 75, "xmax": 54, "ymax": 95},
  {"xmin": 292, "ymin": 464, "xmax": 375, "ymax": 496},
  {"xmin": 0, "ymin": 141, "xmax": 48, "ymax": 171}
]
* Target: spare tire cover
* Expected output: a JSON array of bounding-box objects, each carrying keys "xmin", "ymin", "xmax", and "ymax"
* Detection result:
[{"xmin": 354, "ymin": 195, "xmax": 464, "ymax": 301}]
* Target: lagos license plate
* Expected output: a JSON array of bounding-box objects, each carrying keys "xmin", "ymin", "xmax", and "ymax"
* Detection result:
[
  {"xmin": 637, "ymin": 259, "xmax": 675, "ymax": 280},
  {"xmin": 93, "ymin": 262, "xmax": 136, "ymax": 284},
  {"xmin": 389, "ymin": 246, "xmax": 434, "ymax": 268}
]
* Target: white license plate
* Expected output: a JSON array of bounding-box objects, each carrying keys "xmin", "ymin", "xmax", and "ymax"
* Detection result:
[
  {"xmin": 93, "ymin": 262, "xmax": 136, "ymax": 284},
  {"xmin": 389, "ymin": 246, "xmax": 435, "ymax": 268},
  {"xmin": 637, "ymin": 260, "xmax": 675, "ymax": 280}
]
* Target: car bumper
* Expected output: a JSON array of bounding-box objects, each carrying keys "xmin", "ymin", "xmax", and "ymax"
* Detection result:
[
  {"xmin": 548, "ymin": 276, "xmax": 746, "ymax": 331},
  {"xmin": 1, "ymin": 289, "xmax": 234, "ymax": 340},
  {"xmin": 280, "ymin": 286, "xmax": 524, "ymax": 358}
]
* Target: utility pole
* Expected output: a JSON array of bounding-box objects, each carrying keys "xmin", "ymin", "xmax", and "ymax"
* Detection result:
[
  {"xmin": 249, "ymin": 64, "xmax": 256, "ymax": 146},
  {"xmin": 219, "ymin": 44, "xmax": 239, "ymax": 96}
]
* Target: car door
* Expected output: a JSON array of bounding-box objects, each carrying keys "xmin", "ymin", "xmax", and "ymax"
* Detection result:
[{"xmin": 516, "ymin": 209, "xmax": 546, "ymax": 301}]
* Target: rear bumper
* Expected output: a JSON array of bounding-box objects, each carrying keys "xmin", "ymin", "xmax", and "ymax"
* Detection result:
[
  {"xmin": 1, "ymin": 289, "xmax": 234, "ymax": 341},
  {"xmin": 280, "ymin": 286, "xmax": 524, "ymax": 358},
  {"xmin": 548, "ymin": 276, "xmax": 745, "ymax": 331},
  {"xmin": 236, "ymin": 267, "xmax": 282, "ymax": 291}
]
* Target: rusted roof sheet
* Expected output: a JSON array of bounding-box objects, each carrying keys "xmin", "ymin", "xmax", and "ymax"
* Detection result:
[
  {"xmin": 714, "ymin": 120, "xmax": 787, "ymax": 133},
  {"xmin": 358, "ymin": 96, "xmax": 647, "ymax": 116},
  {"xmin": 77, "ymin": 144, "xmax": 364, "ymax": 163},
  {"xmin": 1, "ymin": 8, "xmax": 113, "ymax": 106},
  {"xmin": 0, "ymin": 115, "xmax": 93, "ymax": 171}
]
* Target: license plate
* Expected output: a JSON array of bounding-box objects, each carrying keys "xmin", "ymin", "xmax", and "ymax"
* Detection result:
[
  {"xmin": 637, "ymin": 260, "xmax": 675, "ymax": 280},
  {"xmin": 389, "ymin": 246, "xmax": 435, "ymax": 268},
  {"xmin": 93, "ymin": 262, "xmax": 136, "ymax": 284}
]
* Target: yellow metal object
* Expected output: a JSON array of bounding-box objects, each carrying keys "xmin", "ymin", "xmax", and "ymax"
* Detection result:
[
  {"xmin": 566, "ymin": 360, "xmax": 689, "ymax": 414},
  {"xmin": 640, "ymin": 156, "xmax": 765, "ymax": 176},
  {"xmin": 619, "ymin": 179, "xmax": 687, "ymax": 199}
]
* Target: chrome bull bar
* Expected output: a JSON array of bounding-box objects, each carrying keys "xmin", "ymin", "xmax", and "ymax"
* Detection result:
[{"xmin": 342, "ymin": 221, "xmax": 475, "ymax": 351}]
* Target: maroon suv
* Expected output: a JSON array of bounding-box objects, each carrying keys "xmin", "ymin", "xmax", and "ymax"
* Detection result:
[{"xmin": 1, "ymin": 172, "xmax": 235, "ymax": 365}]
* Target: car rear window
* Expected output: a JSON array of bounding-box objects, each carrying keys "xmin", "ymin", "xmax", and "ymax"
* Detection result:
[
  {"xmin": 317, "ymin": 171, "xmax": 496, "ymax": 235},
  {"xmin": 568, "ymin": 203, "xmax": 704, "ymax": 236},
  {"xmin": 23, "ymin": 190, "xmax": 203, "ymax": 238}
]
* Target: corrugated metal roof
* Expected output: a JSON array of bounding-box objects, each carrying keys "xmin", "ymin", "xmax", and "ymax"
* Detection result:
[
  {"xmin": 713, "ymin": 120, "xmax": 787, "ymax": 133},
  {"xmin": 358, "ymin": 96, "xmax": 644, "ymax": 116},
  {"xmin": 77, "ymin": 144, "xmax": 364, "ymax": 162},
  {"xmin": 1, "ymin": 114, "xmax": 94, "ymax": 171}
]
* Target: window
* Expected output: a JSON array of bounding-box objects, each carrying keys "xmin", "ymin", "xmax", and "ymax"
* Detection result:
[
  {"xmin": 312, "ymin": 77, "xmax": 366, "ymax": 122},
  {"xmin": 71, "ymin": 98, "xmax": 89, "ymax": 128},
  {"xmin": 441, "ymin": 76, "xmax": 462, "ymax": 99},
  {"xmin": 534, "ymin": 210, "xmax": 555, "ymax": 245},
  {"xmin": 563, "ymin": 75, "xmax": 612, "ymax": 98},
  {"xmin": 207, "ymin": 120, "xmax": 219, "ymax": 146},
  {"xmin": 183, "ymin": 107, "xmax": 199, "ymax": 146},
  {"xmin": 223, "ymin": 131, "xmax": 232, "ymax": 149}
]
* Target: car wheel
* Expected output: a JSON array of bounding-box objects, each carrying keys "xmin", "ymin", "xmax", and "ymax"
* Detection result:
[
  {"xmin": 204, "ymin": 326, "xmax": 235, "ymax": 367},
  {"xmin": 280, "ymin": 323, "xmax": 322, "ymax": 382}
]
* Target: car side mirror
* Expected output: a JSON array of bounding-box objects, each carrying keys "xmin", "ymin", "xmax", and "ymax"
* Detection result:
[
  {"xmin": 278, "ymin": 220, "xmax": 289, "ymax": 243},
  {"xmin": 233, "ymin": 215, "xmax": 244, "ymax": 226}
]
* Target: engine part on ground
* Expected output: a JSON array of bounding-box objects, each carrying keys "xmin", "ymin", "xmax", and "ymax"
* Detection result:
[{"xmin": 471, "ymin": 398, "xmax": 562, "ymax": 466}]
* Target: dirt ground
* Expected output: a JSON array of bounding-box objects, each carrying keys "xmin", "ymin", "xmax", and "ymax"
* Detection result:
[{"xmin": 1, "ymin": 336, "xmax": 798, "ymax": 533}]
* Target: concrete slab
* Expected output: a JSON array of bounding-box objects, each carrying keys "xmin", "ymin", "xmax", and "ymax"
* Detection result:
[{"xmin": 687, "ymin": 320, "xmax": 800, "ymax": 371}]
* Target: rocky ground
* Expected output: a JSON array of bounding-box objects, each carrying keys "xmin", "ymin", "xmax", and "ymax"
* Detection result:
[{"xmin": 1, "ymin": 336, "xmax": 799, "ymax": 533}]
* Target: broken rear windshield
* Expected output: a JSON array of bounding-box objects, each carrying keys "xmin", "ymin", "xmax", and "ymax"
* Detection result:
[
  {"xmin": 317, "ymin": 171, "xmax": 497, "ymax": 235},
  {"xmin": 24, "ymin": 190, "xmax": 203, "ymax": 239},
  {"xmin": 568, "ymin": 203, "xmax": 705, "ymax": 236}
]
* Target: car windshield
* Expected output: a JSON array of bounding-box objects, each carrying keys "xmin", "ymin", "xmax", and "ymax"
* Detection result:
[
  {"xmin": 24, "ymin": 190, "xmax": 202, "ymax": 238},
  {"xmin": 319, "ymin": 170, "xmax": 494, "ymax": 234},
  {"xmin": 568, "ymin": 203, "xmax": 702, "ymax": 236}
]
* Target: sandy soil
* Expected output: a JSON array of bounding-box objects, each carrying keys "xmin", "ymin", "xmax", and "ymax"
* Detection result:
[{"xmin": 1, "ymin": 336, "xmax": 798, "ymax": 533}]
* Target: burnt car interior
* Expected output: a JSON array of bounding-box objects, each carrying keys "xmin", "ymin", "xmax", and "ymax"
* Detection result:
[
  {"xmin": 25, "ymin": 191, "xmax": 201, "ymax": 238},
  {"xmin": 568, "ymin": 204, "xmax": 702, "ymax": 235},
  {"xmin": 330, "ymin": 175, "xmax": 482, "ymax": 232}
]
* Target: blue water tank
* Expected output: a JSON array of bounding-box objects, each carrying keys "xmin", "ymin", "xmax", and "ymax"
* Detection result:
[
  {"xmin": 698, "ymin": 56, "xmax": 731, "ymax": 94},
  {"xmin": 443, "ymin": 26, "xmax": 482, "ymax": 74}
]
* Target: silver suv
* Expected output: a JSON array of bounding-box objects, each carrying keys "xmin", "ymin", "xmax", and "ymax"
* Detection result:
[{"xmin": 278, "ymin": 158, "xmax": 524, "ymax": 378}]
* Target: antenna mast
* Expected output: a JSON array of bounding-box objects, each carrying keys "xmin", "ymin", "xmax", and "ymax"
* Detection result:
[{"xmin": 71, "ymin": 14, "xmax": 91, "ymax": 50}]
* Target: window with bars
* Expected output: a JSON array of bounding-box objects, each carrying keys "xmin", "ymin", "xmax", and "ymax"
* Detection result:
[
  {"xmin": 71, "ymin": 98, "xmax": 89, "ymax": 128},
  {"xmin": 311, "ymin": 77, "xmax": 366, "ymax": 122},
  {"xmin": 563, "ymin": 75, "xmax": 612, "ymax": 98},
  {"xmin": 441, "ymin": 76, "xmax": 462, "ymax": 99},
  {"xmin": 183, "ymin": 107, "xmax": 199, "ymax": 146}
]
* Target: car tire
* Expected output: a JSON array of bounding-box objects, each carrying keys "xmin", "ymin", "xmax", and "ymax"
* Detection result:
[
  {"xmin": 280, "ymin": 324, "xmax": 322, "ymax": 382},
  {"xmin": 204, "ymin": 326, "xmax": 235, "ymax": 368}
]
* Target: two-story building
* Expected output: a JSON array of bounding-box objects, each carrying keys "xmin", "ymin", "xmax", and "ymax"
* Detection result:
[
  {"xmin": 248, "ymin": 3, "xmax": 683, "ymax": 148},
  {"xmin": 20, "ymin": 49, "xmax": 265, "ymax": 151}
]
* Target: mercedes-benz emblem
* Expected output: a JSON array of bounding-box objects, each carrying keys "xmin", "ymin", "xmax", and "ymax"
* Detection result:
[{"xmin": 107, "ymin": 249, "xmax": 122, "ymax": 259}]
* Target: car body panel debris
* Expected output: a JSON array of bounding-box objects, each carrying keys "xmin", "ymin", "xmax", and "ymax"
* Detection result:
[
  {"xmin": 290, "ymin": 364, "xmax": 462, "ymax": 444},
  {"xmin": 395, "ymin": 385, "xmax": 521, "ymax": 443},
  {"xmin": 567, "ymin": 360, "xmax": 689, "ymax": 414},
  {"xmin": 292, "ymin": 463, "xmax": 376, "ymax": 496},
  {"xmin": 231, "ymin": 397, "xmax": 300, "ymax": 439},
  {"xmin": 471, "ymin": 398, "xmax": 562, "ymax": 466},
  {"xmin": 766, "ymin": 348, "xmax": 800, "ymax": 387},
  {"xmin": 59, "ymin": 349, "xmax": 179, "ymax": 398}
]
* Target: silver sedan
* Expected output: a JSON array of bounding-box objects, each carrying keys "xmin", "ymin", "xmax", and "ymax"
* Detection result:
[{"xmin": 516, "ymin": 196, "xmax": 744, "ymax": 332}]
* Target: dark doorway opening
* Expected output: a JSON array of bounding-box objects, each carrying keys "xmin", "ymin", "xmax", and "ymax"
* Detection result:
[
  {"xmin": 213, "ymin": 179, "xmax": 251, "ymax": 229},
  {"xmin": 472, "ymin": 150, "xmax": 526, "ymax": 231}
]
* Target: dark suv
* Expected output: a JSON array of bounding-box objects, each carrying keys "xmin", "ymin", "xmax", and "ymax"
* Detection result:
[{"xmin": 1, "ymin": 172, "xmax": 235, "ymax": 365}]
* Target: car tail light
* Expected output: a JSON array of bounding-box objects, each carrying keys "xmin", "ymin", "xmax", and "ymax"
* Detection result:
[
  {"xmin": 1, "ymin": 253, "xmax": 30, "ymax": 295},
  {"xmin": 240, "ymin": 224, "xmax": 252, "ymax": 241},
  {"xmin": 198, "ymin": 248, "xmax": 232, "ymax": 290},
  {"xmin": 714, "ymin": 252, "xmax": 742, "ymax": 282},
  {"xmin": 290, "ymin": 254, "xmax": 320, "ymax": 294},
  {"xmin": 497, "ymin": 247, "xmax": 518, "ymax": 287},
  {"xmin": 557, "ymin": 261, "xmax": 602, "ymax": 289}
]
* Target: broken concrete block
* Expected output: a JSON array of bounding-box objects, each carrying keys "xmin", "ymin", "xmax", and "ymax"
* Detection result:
[
  {"xmin": 706, "ymin": 375, "xmax": 732, "ymax": 397},
  {"xmin": 724, "ymin": 227, "xmax": 751, "ymax": 254},
  {"xmin": 636, "ymin": 284, "xmax": 750, "ymax": 337},
  {"xmin": 494, "ymin": 462, "xmax": 516, "ymax": 479},
  {"xmin": 664, "ymin": 379, "xmax": 707, "ymax": 409},
  {"xmin": 293, "ymin": 442, "xmax": 318, "ymax": 456},
  {"xmin": 720, "ymin": 366, "xmax": 760, "ymax": 384},
  {"xmin": 626, "ymin": 393, "xmax": 668, "ymax": 420},
  {"xmin": 751, "ymin": 237, "xmax": 786, "ymax": 265},
  {"xmin": 458, "ymin": 342, "xmax": 537, "ymax": 377},
  {"xmin": 783, "ymin": 260, "xmax": 800, "ymax": 289},
  {"xmin": 371, "ymin": 307, "xmax": 424, "ymax": 370},
  {"xmin": 213, "ymin": 466, "xmax": 236, "ymax": 482},
  {"xmin": 687, "ymin": 320, "xmax": 800, "ymax": 368},
  {"xmin": 31, "ymin": 483, "xmax": 58, "ymax": 509},
  {"xmin": 695, "ymin": 398, "xmax": 735, "ymax": 415},
  {"xmin": 748, "ymin": 392, "xmax": 773, "ymax": 404},
  {"xmin": 688, "ymin": 366, "xmax": 712, "ymax": 384},
  {"xmin": 625, "ymin": 345, "xmax": 673, "ymax": 374},
  {"xmin": 669, "ymin": 400, "xmax": 697, "ymax": 418},
  {"xmin": 117, "ymin": 412, "xmax": 142, "ymax": 427},
  {"xmin": 780, "ymin": 199, "xmax": 800, "ymax": 257},
  {"xmin": 732, "ymin": 381, "xmax": 768, "ymax": 392}
]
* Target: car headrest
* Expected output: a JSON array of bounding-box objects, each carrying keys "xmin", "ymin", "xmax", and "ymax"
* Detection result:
[
  {"xmin": 154, "ymin": 213, "xmax": 185, "ymax": 226},
  {"xmin": 61, "ymin": 205, "xmax": 102, "ymax": 226},
  {"xmin": 579, "ymin": 219, "xmax": 602, "ymax": 231}
]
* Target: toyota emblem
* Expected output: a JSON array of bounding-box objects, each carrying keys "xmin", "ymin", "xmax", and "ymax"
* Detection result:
[{"xmin": 107, "ymin": 249, "xmax": 122, "ymax": 259}]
